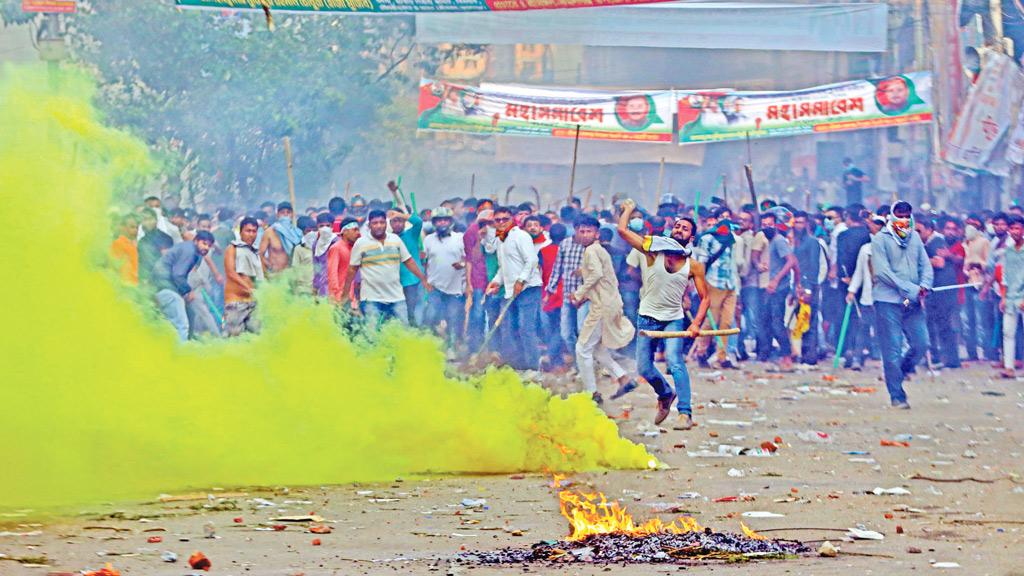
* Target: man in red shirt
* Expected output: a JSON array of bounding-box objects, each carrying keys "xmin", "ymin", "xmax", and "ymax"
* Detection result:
[
  {"xmin": 524, "ymin": 215, "xmax": 568, "ymax": 371},
  {"xmin": 327, "ymin": 218, "xmax": 361, "ymax": 307}
]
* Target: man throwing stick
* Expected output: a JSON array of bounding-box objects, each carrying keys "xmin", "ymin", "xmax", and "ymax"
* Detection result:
[{"xmin": 617, "ymin": 199, "xmax": 710, "ymax": 429}]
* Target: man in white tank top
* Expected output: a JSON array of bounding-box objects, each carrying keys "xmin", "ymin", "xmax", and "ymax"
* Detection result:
[{"xmin": 617, "ymin": 200, "xmax": 711, "ymax": 429}]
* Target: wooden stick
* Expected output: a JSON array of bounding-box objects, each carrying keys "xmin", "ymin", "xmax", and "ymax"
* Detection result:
[
  {"xmin": 641, "ymin": 328, "xmax": 740, "ymax": 339},
  {"xmin": 568, "ymin": 124, "xmax": 581, "ymax": 205},
  {"xmin": 470, "ymin": 173, "xmax": 476, "ymax": 197},
  {"xmin": 283, "ymin": 137, "xmax": 297, "ymax": 224},
  {"xmin": 656, "ymin": 156, "xmax": 666, "ymax": 205}
]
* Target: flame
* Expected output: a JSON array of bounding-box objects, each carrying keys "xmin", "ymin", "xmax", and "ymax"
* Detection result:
[
  {"xmin": 740, "ymin": 522, "xmax": 767, "ymax": 541},
  {"xmin": 559, "ymin": 490, "xmax": 703, "ymax": 541}
]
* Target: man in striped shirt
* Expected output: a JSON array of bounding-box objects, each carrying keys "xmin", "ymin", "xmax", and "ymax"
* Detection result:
[{"xmin": 344, "ymin": 209, "xmax": 431, "ymax": 328}]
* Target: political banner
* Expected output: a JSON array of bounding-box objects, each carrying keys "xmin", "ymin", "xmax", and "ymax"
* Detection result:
[
  {"xmin": 175, "ymin": 0, "xmax": 674, "ymax": 14},
  {"xmin": 946, "ymin": 51, "xmax": 1024, "ymax": 174},
  {"xmin": 677, "ymin": 72, "xmax": 933, "ymax": 144},
  {"xmin": 21, "ymin": 0, "xmax": 76, "ymax": 12},
  {"xmin": 417, "ymin": 79, "xmax": 674, "ymax": 142}
]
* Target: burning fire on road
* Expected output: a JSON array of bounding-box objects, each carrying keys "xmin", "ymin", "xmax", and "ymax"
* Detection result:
[{"xmin": 458, "ymin": 489, "xmax": 809, "ymax": 565}]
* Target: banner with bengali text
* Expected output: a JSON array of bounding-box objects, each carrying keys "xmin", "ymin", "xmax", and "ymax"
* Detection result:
[
  {"xmin": 176, "ymin": 0, "xmax": 674, "ymax": 14},
  {"xmin": 677, "ymin": 72, "xmax": 933, "ymax": 144},
  {"xmin": 417, "ymin": 79, "xmax": 675, "ymax": 142}
]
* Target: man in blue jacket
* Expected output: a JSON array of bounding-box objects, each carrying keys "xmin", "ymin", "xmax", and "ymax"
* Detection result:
[
  {"xmin": 153, "ymin": 231, "xmax": 215, "ymax": 341},
  {"xmin": 870, "ymin": 201, "xmax": 933, "ymax": 409}
]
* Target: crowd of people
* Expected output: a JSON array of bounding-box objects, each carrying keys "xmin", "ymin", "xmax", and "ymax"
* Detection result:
[{"xmin": 108, "ymin": 183, "xmax": 1024, "ymax": 429}]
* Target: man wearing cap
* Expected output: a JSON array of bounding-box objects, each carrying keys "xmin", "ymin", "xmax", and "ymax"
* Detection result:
[
  {"xmin": 871, "ymin": 200, "xmax": 932, "ymax": 409},
  {"xmin": 390, "ymin": 206, "xmax": 425, "ymax": 326},
  {"xmin": 423, "ymin": 207, "xmax": 469, "ymax": 350},
  {"xmin": 345, "ymin": 209, "xmax": 431, "ymax": 328}
]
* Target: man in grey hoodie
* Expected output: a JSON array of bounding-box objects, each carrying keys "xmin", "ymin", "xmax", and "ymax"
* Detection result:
[{"xmin": 870, "ymin": 201, "xmax": 932, "ymax": 409}]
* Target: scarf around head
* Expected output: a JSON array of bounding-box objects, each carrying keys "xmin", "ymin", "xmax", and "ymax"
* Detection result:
[
  {"xmin": 313, "ymin": 227, "xmax": 338, "ymax": 258},
  {"xmin": 886, "ymin": 214, "xmax": 914, "ymax": 248},
  {"xmin": 643, "ymin": 235, "xmax": 692, "ymax": 257}
]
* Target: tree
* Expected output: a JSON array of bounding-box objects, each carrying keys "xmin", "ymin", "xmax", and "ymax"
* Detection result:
[{"xmin": 4, "ymin": 0, "xmax": 434, "ymax": 207}]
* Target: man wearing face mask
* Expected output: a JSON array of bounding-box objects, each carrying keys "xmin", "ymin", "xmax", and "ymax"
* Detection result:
[
  {"xmin": 618, "ymin": 200, "xmax": 710, "ymax": 428},
  {"xmin": 962, "ymin": 214, "xmax": 991, "ymax": 362},
  {"xmin": 756, "ymin": 210, "xmax": 800, "ymax": 371},
  {"xmin": 486, "ymin": 206, "xmax": 543, "ymax": 371},
  {"xmin": 423, "ymin": 207, "xmax": 468, "ymax": 350},
  {"xmin": 871, "ymin": 201, "xmax": 932, "ymax": 410}
]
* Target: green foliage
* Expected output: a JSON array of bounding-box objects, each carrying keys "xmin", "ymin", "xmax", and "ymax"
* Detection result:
[
  {"xmin": 65, "ymin": 0, "xmax": 433, "ymax": 206},
  {"xmin": 0, "ymin": 0, "xmax": 37, "ymax": 27}
]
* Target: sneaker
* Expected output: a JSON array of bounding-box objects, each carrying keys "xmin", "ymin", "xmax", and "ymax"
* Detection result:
[
  {"xmin": 592, "ymin": 391, "xmax": 604, "ymax": 405},
  {"xmin": 654, "ymin": 394, "xmax": 676, "ymax": 425},
  {"xmin": 610, "ymin": 380, "xmax": 638, "ymax": 400},
  {"xmin": 891, "ymin": 400, "xmax": 911, "ymax": 410},
  {"xmin": 851, "ymin": 363, "xmax": 863, "ymax": 372},
  {"xmin": 719, "ymin": 359, "xmax": 737, "ymax": 370},
  {"xmin": 672, "ymin": 414, "xmax": 694, "ymax": 431},
  {"xmin": 697, "ymin": 357, "xmax": 711, "ymax": 369}
]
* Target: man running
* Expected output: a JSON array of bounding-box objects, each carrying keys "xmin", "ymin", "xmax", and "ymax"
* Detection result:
[
  {"xmin": 570, "ymin": 215, "xmax": 640, "ymax": 405},
  {"xmin": 617, "ymin": 199, "xmax": 710, "ymax": 428}
]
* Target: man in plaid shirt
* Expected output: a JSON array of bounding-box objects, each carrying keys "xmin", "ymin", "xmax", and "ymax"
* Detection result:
[
  {"xmin": 693, "ymin": 207, "xmax": 739, "ymax": 368},
  {"xmin": 547, "ymin": 230, "xmax": 587, "ymax": 365}
]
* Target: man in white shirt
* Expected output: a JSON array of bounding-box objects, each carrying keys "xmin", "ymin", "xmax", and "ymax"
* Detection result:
[
  {"xmin": 347, "ymin": 209, "xmax": 431, "ymax": 328},
  {"xmin": 423, "ymin": 207, "xmax": 469, "ymax": 349},
  {"xmin": 486, "ymin": 205, "xmax": 544, "ymax": 371}
]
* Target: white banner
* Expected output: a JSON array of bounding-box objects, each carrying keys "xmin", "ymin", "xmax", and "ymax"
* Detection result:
[{"xmin": 945, "ymin": 51, "xmax": 1024, "ymax": 173}]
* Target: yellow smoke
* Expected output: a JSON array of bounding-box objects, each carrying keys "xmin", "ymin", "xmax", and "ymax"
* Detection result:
[{"xmin": 0, "ymin": 64, "xmax": 653, "ymax": 510}]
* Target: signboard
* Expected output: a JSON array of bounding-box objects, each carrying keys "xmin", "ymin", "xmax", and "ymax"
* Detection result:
[
  {"xmin": 945, "ymin": 52, "xmax": 1024, "ymax": 173},
  {"xmin": 21, "ymin": 0, "xmax": 76, "ymax": 13},
  {"xmin": 417, "ymin": 79, "xmax": 674, "ymax": 142},
  {"xmin": 175, "ymin": 0, "xmax": 673, "ymax": 14},
  {"xmin": 677, "ymin": 72, "xmax": 933, "ymax": 144}
]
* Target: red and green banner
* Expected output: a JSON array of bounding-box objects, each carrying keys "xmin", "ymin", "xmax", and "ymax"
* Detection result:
[
  {"xmin": 677, "ymin": 72, "xmax": 933, "ymax": 144},
  {"xmin": 175, "ymin": 0, "xmax": 673, "ymax": 14},
  {"xmin": 22, "ymin": 0, "xmax": 76, "ymax": 12},
  {"xmin": 417, "ymin": 79, "xmax": 674, "ymax": 142}
]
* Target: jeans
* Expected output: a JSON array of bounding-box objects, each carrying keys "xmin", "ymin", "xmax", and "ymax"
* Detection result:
[
  {"xmin": 963, "ymin": 287, "xmax": 981, "ymax": 360},
  {"xmin": 636, "ymin": 315, "xmax": 691, "ymax": 415},
  {"xmin": 425, "ymin": 290, "xmax": 466, "ymax": 347},
  {"xmin": 980, "ymin": 293, "xmax": 1000, "ymax": 360},
  {"xmin": 739, "ymin": 286, "xmax": 761, "ymax": 357},
  {"xmin": 468, "ymin": 288, "xmax": 487, "ymax": 347},
  {"xmin": 926, "ymin": 298, "xmax": 960, "ymax": 368},
  {"xmin": 757, "ymin": 289, "xmax": 792, "ymax": 361},
  {"xmin": 499, "ymin": 287, "xmax": 542, "ymax": 370},
  {"xmin": 875, "ymin": 301, "xmax": 930, "ymax": 405},
  {"xmin": 1003, "ymin": 299, "xmax": 1024, "ymax": 370},
  {"xmin": 484, "ymin": 294, "xmax": 505, "ymax": 353},
  {"xmin": 156, "ymin": 289, "xmax": 189, "ymax": 342},
  {"xmin": 542, "ymin": 308, "xmax": 566, "ymax": 366},
  {"xmin": 847, "ymin": 304, "xmax": 874, "ymax": 366},
  {"xmin": 402, "ymin": 284, "xmax": 422, "ymax": 327},
  {"xmin": 576, "ymin": 314, "xmax": 627, "ymax": 393},
  {"xmin": 362, "ymin": 300, "xmax": 409, "ymax": 329}
]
